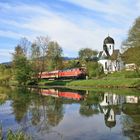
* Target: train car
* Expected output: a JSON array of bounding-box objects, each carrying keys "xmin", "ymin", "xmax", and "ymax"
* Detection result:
[
  {"xmin": 39, "ymin": 70, "xmax": 59, "ymax": 79},
  {"xmin": 58, "ymin": 68, "xmax": 86, "ymax": 79},
  {"xmin": 39, "ymin": 67, "xmax": 86, "ymax": 79}
]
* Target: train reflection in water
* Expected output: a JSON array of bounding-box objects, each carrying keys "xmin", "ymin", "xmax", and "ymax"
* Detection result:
[
  {"xmin": 38, "ymin": 87, "xmax": 140, "ymax": 138},
  {"xmin": 39, "ymin": 89, "xmax": 140, "ymax": 130},
  {"xmin": 39, "ymin": 88, "xmax": 86, "ymax": 100},
  {"xmin": 1, "ymin": 86, "xmax": 140, "ymax": 140}
]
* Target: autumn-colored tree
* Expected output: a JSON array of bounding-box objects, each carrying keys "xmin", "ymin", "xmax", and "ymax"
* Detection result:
[
  {"xmin": 30, "ymin": 42, "xmax": 42, "ymax": 81},
  {"xmin": 86, "ymin": 61, "xmax": 104, "ymax": 78},
  {"xmin": 46, "ymin": 41, "xmax": 63, "ymax": 71},
  {"xmin": 63, "ymin": 59, "xmax": 81, "ymax": 69},
  {"xmin": 79, "ymin": 48, "xmax": 97, "ymax": 62},
  {"xmin": 122, "ymin": 17, "xmax": 140, "ymax": 66},
  {"xmin": 35, "ymin": 36, "xmax": 50, "ymax": 71}
]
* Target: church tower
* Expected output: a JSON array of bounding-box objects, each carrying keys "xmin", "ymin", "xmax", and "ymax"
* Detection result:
[{"xmin": 103, "ymin": 36, "xmax": 115, "ymax": 56}]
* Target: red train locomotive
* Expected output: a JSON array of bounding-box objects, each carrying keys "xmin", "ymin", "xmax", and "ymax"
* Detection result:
[{"xmin": 39, "ymin": 68, "xmax": 86, "ymax": 79}]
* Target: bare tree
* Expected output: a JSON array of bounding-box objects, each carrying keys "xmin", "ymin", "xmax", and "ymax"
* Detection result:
[
  {"xmin": 79, "ymin": 48, "xmax": 98, "ymax": 62},
  {"xmin": 46, "ymin": 41, "xmax": 63, "ymax": 71},
  {"xmin": 122, "ymin": 16, "xmax": 140, "ymax": 66},
  {"xmin": 35, "ymin": 36, "xmax": 50, "ymax": 72},
  {"xmin": 30, "ymin": 42, "xmax": 42, "ymax": 81},
  {"xmin": 19, "ymin": 37, "xmax": 31, "ymax": 56}
]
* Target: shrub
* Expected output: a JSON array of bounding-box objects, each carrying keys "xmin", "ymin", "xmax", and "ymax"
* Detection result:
[
  {"xmin": 0, "ymin": 126, "xmax": 31, "ymax": 140},
  {"xmin": 86, "ymin": 62, "xmax": 104, "ymax": 78},
  {"xmin": 124, "ymin": 71, "xmax": 140, "ymax": 78}
]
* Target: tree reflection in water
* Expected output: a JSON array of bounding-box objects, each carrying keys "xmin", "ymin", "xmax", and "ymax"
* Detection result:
[
  {"xmin": 0, "ymin": 86, "xmax": 11, "ymax": 105},
  {"xmin": 79, "ymin": 91, "xmax": 102, "ymax": 117},
  {"xmin": 0, "ymin": 86, "xmax": 140, "ymax": 140},
  {"xmin": 99, "ymin": 92, "xmax": 140, "ymax": 139},
  {"xmin": 11, "ymin": 87, "xmax": 32, "ymax": 123},
  {"xmin": 121, "ymin": 102, "xmax": 140, "ymax": 140}
]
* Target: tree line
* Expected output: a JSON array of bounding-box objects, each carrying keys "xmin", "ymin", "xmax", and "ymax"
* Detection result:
[
  {"xmin": 11, "ymin": 35, "xmax": 103, "ymax": 85},
  {"xmin": 12, "ymin": 36, "xmax": 64, "ymax": 85},
  {"xmin": 122, "ymin": 16, "xmax": 140, "ymax": 67},
  {"xmin": 1, "ymin": 16, "xmax": 140, "ymax": 85}
]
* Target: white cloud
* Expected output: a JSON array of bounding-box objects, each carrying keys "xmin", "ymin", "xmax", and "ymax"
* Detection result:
[
  {"xmin": 0, "ymin": 49, "xmax": 14, "ymax": 63},
  {"xmin": 0, "ymin": 49, "xmax": 13, "ymax": 56},
  {"xmin": 0, "ymin": 30, "xmax": 25, "ymax": 40},
  {"xmin": 0, "ymin": 1, "xmax": 139, "ymax": 62},
  {"xmin": 61, "ymin": 0, "xmax": 138, "ymax": 18}
]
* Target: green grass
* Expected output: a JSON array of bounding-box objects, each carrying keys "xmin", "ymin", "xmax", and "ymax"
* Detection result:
[
  {"xmin": 67, "ymin": 86, "xmax": 140, "ymax": 96},
  {"xmin": 38, "ymin": 77, "xmax": 140, "ymax": 89},
  {"xmin": 66, "ymin": 78, "xmax": 140, "ymax": 88},
  {"xmin": 107, "ymin": 70, "xmax": 140, "ymax": 78},
  {"xmin": 39, "ymin": 79, "xmax": 71, "ymax": 86},
  {"xmin": 6, "ymin": 71, "xmax": 140, "ymax": 89}
]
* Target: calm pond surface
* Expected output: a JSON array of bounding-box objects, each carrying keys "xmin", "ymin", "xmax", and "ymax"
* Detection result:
[{"xmin": 0, "ymin": 86, "xmax": 140, "ymax": 140}]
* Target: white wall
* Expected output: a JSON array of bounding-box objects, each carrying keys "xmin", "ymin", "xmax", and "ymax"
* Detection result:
[
  {"xmin": 106, "ymin": 43, "xmax": 114, "ymax": 56},
  {"xmin": 98, "ymin": 59, "xmax": 113, "ymax": 73},
  {"xmin": 98, "ymin": 59, "xmax": 109, "ymax": 74}
]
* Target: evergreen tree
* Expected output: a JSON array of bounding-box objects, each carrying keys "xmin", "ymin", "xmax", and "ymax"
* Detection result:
[{"xmin": 12, "ymin": 45, "xmax": 32, "ymax": 85}]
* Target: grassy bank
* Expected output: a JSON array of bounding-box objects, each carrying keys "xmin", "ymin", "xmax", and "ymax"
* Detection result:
[
  {"xmin": 66, "ymin": 78, "xmax": 140, "ymax": 88},
  {"xmin": 38, "ymin": 77, "xmax": 140, "ymax": 89},
  {"xmin": 37, "ymin": 71, "xmax": 140, "ymax": 88},
  {"xmin": 3, "ymin": 71, "xmax": 140, "ymax": 89},
  {"xmin": 39, "ymin": 79, "xmax": 71, "ymax": 86}
]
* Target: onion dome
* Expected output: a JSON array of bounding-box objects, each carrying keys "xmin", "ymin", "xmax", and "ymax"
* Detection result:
[
  {"xmin": 105, "ymin": 120, "xmax": 116, "ymax": 128},
  {"xmin": 103, "ymin": 44, "xmax": 110, "ymax": 56},
  {"xmin": 103, "ymin": 36, "xmax": 115, "ymax": 45}
]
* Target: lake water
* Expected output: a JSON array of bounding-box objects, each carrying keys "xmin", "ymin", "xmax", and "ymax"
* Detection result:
[{"xmin": 0, "ymin": 86, "xmax": 140, "ymax": 140}]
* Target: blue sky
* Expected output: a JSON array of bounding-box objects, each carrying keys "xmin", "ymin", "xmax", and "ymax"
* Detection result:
[{"xmin": 0, "ymin": 0, "xmax": 140, "ymax": 63}]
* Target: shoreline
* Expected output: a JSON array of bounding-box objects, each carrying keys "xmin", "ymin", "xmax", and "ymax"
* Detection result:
[
  {"xmin": 37, "ymin": 78, "xmax": 140, "ymax": 89},
  {"xmin": 3, "ymin": 77, "xmax": 140, "ymax": 90}
]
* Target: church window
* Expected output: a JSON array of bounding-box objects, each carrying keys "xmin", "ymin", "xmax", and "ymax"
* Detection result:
[
  {"xmin": 105, "ymin": 62, "xmax": 107, "ymax": 69},
  {"xmin": 110, "ymin": 45, "xmax": 111, "ymax": 49},
  {"xmin": 106, "ymin": 96, "xmax": 108, "ymax": 103}
]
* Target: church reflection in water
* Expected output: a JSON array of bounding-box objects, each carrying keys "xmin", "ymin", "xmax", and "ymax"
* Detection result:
[
  {"xmin": 99, "ymin": 92, "xmax": 140, "ymax": 129},
  {"xmin": 39, "ymin": 88, "xmax": 140, "ymax": 130},
  {"xmin": 1, "ymin": 86, "xmax": 140, "ymax": 140},
  {"xmin": 99, "ymin": 93, "xmax": 124, "ymax": 128}
]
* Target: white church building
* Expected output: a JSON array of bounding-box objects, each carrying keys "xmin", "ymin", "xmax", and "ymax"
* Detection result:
[{"xmin": 98, "ymin": 36, "xmax": 124, "ymax": 74}]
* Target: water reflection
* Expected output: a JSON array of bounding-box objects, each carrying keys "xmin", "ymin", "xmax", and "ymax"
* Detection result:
[
  {"xmin": 0, "ymin": 86, "xmax": 10, "ymax": 105},
  {"xmin": 39, "ymin": 88, "xmax": 85, "ymax": 100},
  {"xmin": 99, "ymin": 92, "xmax": 140, "ymax": 140},
  {"xmin": 0, "ymin": 86, "xmax": 140, "ymax": 140}
]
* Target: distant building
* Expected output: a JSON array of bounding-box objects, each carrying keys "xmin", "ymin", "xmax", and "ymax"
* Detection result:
[
  {"xmin": 98, "ymin": 36, "xmax": 124, "ymax": 74},
  {"xmin": 126, "ymin": 96, "xmax": 138, "ymax": 104},
  {"xmin": 125, "ymin": 63, "xmax": 137, "ymax": 71}
]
